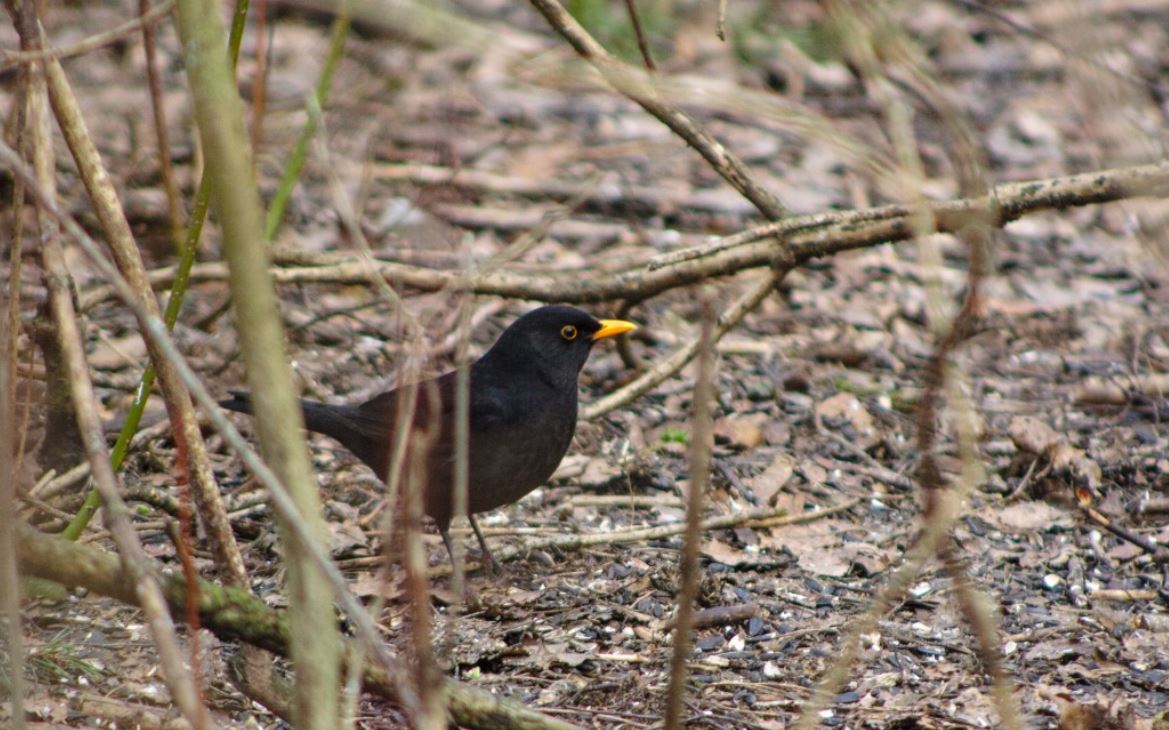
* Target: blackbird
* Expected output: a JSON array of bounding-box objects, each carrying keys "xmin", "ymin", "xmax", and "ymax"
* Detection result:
[{"xmin": 220, "ymin": 305, "xmax": 637, "ymax": 569}]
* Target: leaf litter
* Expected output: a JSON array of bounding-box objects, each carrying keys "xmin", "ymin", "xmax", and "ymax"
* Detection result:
[{"xmin": 5, "ymin": 1, "xmax": 1169, "ymax": 728}]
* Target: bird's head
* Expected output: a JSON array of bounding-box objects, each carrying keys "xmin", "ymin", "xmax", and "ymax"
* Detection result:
[{"xmin": 481, "ymin": 305, "xmax": 637, "ymax": 384}]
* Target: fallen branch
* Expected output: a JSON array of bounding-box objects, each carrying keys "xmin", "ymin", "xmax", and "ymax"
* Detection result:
[
  {"xmin": 687, "ymin": 603, "xmax": 758, "ymax": 630},
  {"xmin": 14, "ymin": 523, "xmax": 580, "ymax": 730},
  {"xmin": 78, "ymin": 160, "xmax": 1169, "ymax": 311},
  {"xmin": 370, "ymin": 162, "xmax": 757, "ymax": 216}
]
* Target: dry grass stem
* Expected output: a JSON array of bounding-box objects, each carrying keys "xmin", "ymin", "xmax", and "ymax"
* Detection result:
[
  {"xmin": 803, "ymin": 4, "xmax": 1023, "ymax": 726},
  {"xmin": 172, "ymin": 0, "xmax": 343, "ymax": 721},
  {"xmin": 402, "ymin": 434, "xmax": 446, "ymax": 730},
  {"xmin": 42, "ymin": 40, "xmax": 247, "ymax": 587},
  {"xmin": 663, "ymin": 299, "xmax": 717, "ymax": 730},
  {"xmin": 1, "ymin": 319, "xmax": 27, "ymax": 729},
  {"xmin": 43, "ymin": 230, "xmax": 210, "ymax": 729}
]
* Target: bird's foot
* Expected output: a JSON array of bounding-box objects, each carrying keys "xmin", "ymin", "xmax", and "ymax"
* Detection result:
[{"xmin": 480, "ymin": 549, "xmax": 502, "ymax": 576}]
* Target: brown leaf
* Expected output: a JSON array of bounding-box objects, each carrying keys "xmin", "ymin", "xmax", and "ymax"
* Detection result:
[
  {"xmin": 767, "ymin": 520, "xmax": 851, "ymax": 577},
  {"xmin": 1009, "ymin": 416, "xmax": 1061, "ymax": 454},
  {"xmin": 701, "ymin": 538, "xmax": 746, "ymax": 566},
  {"xmin": 988, "ymin": 501, "xmax": 1073, "ymax": 532},
  {"xmin": 746, "ymin": 453, "xmax": 796, "ymax": 506},
  {"xmin": 715, "ymin": 414, "xmax": 767, "ymax": 451},
  {"xmin": 816, "ymin": 392, "xmax": 876, "ymax": 447}
]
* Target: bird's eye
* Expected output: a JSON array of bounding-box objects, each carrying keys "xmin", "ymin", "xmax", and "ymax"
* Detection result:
[{"xmin": 560, "ymin": 325, "xmax": 578, "ymax": 341}]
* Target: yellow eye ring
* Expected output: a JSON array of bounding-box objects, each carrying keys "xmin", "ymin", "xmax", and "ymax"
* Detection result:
[{"xmin": 560, "ymin": 325, "xmax": 578, "ymax": 341}]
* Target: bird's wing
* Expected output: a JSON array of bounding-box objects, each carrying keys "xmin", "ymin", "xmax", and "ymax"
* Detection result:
[
  {"xmin": 343, "ymin": 370, "xmax": 512, "ymax": 448},
  {"xmin": 335, "ymin": 388, "xmax": 401, "ymax": 441},
  {"xmin": 345, "ymin": 371, "xmax": 461, "ymax": 440},
  {"xmin": 468, "ymin": 386, "xmax": 509, "ymax": 435}
]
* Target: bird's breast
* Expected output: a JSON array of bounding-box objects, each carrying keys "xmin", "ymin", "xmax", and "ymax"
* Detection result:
[{"xmin": 465, "ymin": 390, "xmax": 577, "ymax": 514}]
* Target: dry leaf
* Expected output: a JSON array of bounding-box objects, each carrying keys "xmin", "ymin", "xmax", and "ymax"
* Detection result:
[
  {"xmin": 989, "ymin": 501, "xmax": 1073, "ymax": 532},
  {"xmin": 746, "ymin": 453, "xmax": 796, "ymax": 505},
  {"xmin": 715, "ymin": 414, "xmax": 767, "ymax": 451}
]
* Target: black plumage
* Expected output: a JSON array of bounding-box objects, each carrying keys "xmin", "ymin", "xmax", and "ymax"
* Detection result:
[{"xmin": 220, "ymin": 305, "xmax": 636, "ymax": 569}]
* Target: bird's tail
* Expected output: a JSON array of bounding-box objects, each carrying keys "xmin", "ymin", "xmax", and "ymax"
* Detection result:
[
  {"xmin": 218, "ymin": 389, "xmax": 255, "ymax": 416},
  {"xmin": 219, "ymin": 389, "xmax": 356, "ymax": 445}
]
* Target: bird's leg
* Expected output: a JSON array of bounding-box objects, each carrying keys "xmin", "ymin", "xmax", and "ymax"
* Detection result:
[
  {"xmin": 440, "ymin": 529, "xmax": 457, "ymax": 568},
  {"xmin": 440, "ymin": 521, "xmax": 500, "ymax": 574},
  {"xmin": 467, "ymin": 514, "xmax": 501, "ymax": 574}
]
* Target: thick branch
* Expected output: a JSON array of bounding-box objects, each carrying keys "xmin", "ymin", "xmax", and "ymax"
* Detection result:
[
  {"xmin": 81, "ymin": 161, "xmax": 1169, "ymax": 310},
  {"xmin": 14, "ymin": 524, "xmax": 579, "ymax": 730}
]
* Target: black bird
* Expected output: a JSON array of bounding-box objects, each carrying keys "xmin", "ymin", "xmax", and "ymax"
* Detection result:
[{"xmin": 220, "ymin": 305, "xmax": 636, "ymax": 570}]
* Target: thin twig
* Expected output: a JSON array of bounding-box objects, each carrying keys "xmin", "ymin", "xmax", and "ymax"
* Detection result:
[
  {"xmin": 370, "ymin": 162, "xmax": 742, "ymax": 215},
  {"xmin": 792, "ymin": 492, "xmax": 957, "ymax": 730},
  {"xmin": 664, "ymin": 298, "xmax": 716, "ymax": 730},
  {"xmin": 420, "ymin": 495, "xmax": 864, "ymax": 575},
  {"xmin": 249, "ymin": 0, "xmax": 270, "ymax": 171},
  {"xmin": 1, "ymin": 46, "xmax": 30, "ymax": 726},
  {"xmin": 526, "ymin": 0, "xmax": 787, "ymax": 220},
  {"xmin": 402, "ymin": 433, "xmax": 447, "ymax": 730},
  {"xmin": 140, "ymin": 0, "xmax": 185, "ymax": 251},
  {"xmin": 1077, "ymin": 495, "xmax": 1169, "ymax": 563},
  {"xmin": 264, "ymin": 7, "xmax": 350, "ymax": 238},
  {"xmin": 953, "ymin": 0, "xmax": 1168, "ymax": 101},
  {"xmin": 622, "ymin": 0, "xmax": 656, "ymax": 71},
  {"xmin": 0, "ymin": 0, "xmax": 176, "ymax": 70},
  {"xmin": 44, "ymin": 225, "xmax": 211, "ymax": 729},
  {"xmin": 794, "ymin": 5, "xmax": 1023, "ymax": 727},
  {"xmin": 173, "ymin": 0, "xmax": 343, "ymax": 721},
  {"xmin": 1, "ymin": 314, "xmax": 27, "ymax": 730},
  {"xmin": 449, "ymin": 297, "xmax": 472, "ymax": 599},
  {"xmin": 42, "ymin": 47, "xmax": 248, "ymax": 597},
  {"xmin": 582, "ymin": 269, "xmax": 784, "ymax": 420}
]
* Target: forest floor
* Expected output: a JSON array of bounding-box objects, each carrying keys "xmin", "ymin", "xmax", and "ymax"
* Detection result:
[{"xmin": 4, "ymin": 0, "xmax": 1169, "ymax": 728}]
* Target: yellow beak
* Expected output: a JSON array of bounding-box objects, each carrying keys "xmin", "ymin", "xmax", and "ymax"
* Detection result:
[{"xmin": 592, "ymin": 319, "xmax": 638, "ymax": 341}]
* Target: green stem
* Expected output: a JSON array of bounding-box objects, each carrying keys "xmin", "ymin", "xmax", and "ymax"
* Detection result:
[
  {"xmin": 63, "ymin": 1, "xmax": 251, "ymax": 541},
  {"xmin": 265, "ymin": 11, "xmax": 350, "ymax": 239}
]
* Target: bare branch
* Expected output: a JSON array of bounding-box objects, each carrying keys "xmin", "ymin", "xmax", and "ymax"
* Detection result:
[
  {"xmin": 526, "ymin": 0, "xmax": 787, "ymax": 219},
  {"xmin": 80, "ymin": 161, "xmax": 1169, "ymax": 311}
]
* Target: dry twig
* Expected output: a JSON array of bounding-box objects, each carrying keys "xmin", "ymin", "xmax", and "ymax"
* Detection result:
[
  {"xmin": 525, "ymin": 0, "xmax": 786, "ymax": 220},
  {"xmin": 664, "ymin": 299, "xmax": 717, "ymax": 730},
  {"xmin": 77, "ymin": 160, "xmax": 1169, "ymax": 312},
  {"xmin": 0, "ymin": 0, "xmax": 176, "ymax": 70}
]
